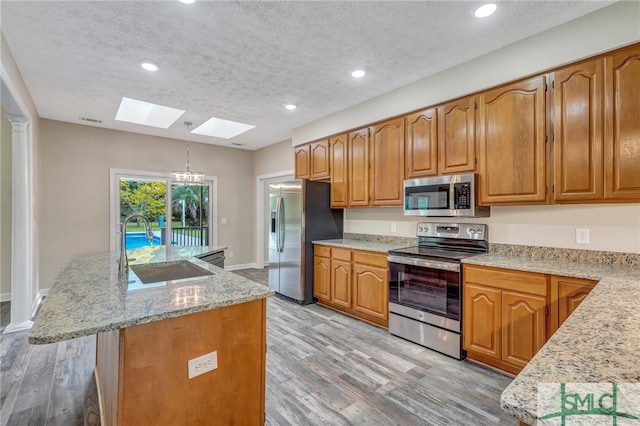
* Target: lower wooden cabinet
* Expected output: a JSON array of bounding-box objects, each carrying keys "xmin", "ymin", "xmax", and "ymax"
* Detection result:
[
  {"xmin": 313, "ymin": 245, "xmax": 388, "ymax": 327},
  {"xmin": 463, "ymin": 265, "xmax": 548, "ymax": 375},
  {"xmin": 464, "ymin": 265, "xmax": 600, "ymax": 374}
]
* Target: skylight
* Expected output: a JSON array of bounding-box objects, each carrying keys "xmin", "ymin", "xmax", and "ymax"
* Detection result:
[
  {"xmin": 192, "ymin": 117, "xmax": 255, "ymax": 139},
  {"xmin": 115, "ymin": 97, "xmax": 185, "ymax": 128}
]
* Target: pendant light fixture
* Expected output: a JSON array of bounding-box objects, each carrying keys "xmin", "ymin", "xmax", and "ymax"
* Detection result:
[{"xmin": 172, "ymin": 121, "xmax": 205, "ymax": 185}]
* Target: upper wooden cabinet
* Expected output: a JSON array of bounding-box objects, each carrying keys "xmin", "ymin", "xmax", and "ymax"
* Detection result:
[
  {"xmin": 309, "ymin": 140, "xmax": 330, "ymax": 180},
  {"xmin": 294, "ymin": 145, "xmax": 310, "ymax": 179},
  {"xmin": 369, "ymin": 118, "xmax": 404, "ymax": 206},
  {"xmin": 329, "ymin": 134, "xmax": 348, "ymax": 208},
  {"xmin": 348, "ymin": 128, "xmax": 370, "ymax": 207},
  {"xmin": 405, "ymin": 108, "xmax": 438, "ymax": 178},
  {"xmin": 604, "ymin": 44, "xmax": 640, "ymax": 200},
  {"xmin": 478, "ymin": 76, "xmax": 548, "ymax": 205},
  {"xmin": 553, "ymin": 59, "xmax": 604, "ymax": 202},
  {"xmin": 438, "ymin": 96, "xmax": 476, "ymax": 174}
]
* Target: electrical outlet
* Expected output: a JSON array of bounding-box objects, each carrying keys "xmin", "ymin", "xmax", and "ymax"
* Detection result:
[
  {"xmin": 228, "ymin": 251, "xmax": 234, "ymax": 258},
  {"xmin": 221, "ymin": 217, "xmax": 228, "ymax": 224},
  {"xmin": 188, "ymin": 351, "xmax": 218, "ymax": 379},
  {"xmin": 391, "ymin": 223, "xmax": 397, "ymax": 233},
  {"xmin": 576, "ymin": 228, "xmax": 590, "ymax": 244}
]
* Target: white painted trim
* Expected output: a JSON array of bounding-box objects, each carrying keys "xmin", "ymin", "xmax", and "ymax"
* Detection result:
[
  {"xmin": 109, "ymin": 169, "xmax": 218, "ymax": 253},
  {"xmin": 3, "ymin": 320, "xmax": 33, "ymax": 334},
  {"xmin": 0, "ymin": 293, "xmax": 10, "ymax": 302},
  {"xmin": 224, "ymin": 263, "xmax": 259, "ymax": 271},
  {"xmin": 255, "ymin": 170, "xmax": 294, "ymax": 270},
  {"xmin": 0, "ymin": 64, "xmax": 31, "ymax": 118}
]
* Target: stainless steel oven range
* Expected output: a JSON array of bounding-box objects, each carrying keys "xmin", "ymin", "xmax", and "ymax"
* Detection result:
[{"xmin": 387, "ymin": 222, "xmax": 488, "ymax": 359}]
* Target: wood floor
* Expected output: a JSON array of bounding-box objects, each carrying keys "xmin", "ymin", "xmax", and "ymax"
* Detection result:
[{"xmin": 1, "ymin": 269, "xmax": 515, "ymax": 425}]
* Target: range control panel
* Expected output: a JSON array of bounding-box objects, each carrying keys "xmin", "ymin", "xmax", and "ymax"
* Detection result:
[{"xmin": 416, "ymin": 222, "xmax": 487, "ymax": 241}]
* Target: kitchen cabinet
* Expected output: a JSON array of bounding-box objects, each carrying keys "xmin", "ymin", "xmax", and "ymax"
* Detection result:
[
  {"xmin": 370, "ymin": 118, "xmax": 404, "ymax": 206},
  {"xmin": 548, "ymin": 275, "xmax": 597, "ymax": 336},
  {"xmin": 314, "ymin": 245, "xmax": 389, "ymax": 328},
  {"xmin": 348, "ymin": 128, "xmax": 370, "ymax": 207},
  {"xmin": 438, "ymin": 96, "xmax": 476, "ymax": 174},
  {"xmin": 310, "ymin": 139, "xmax": 330, "ymax": 180},
  {"xmin": 329, "ymin": 134, "xmax": 348, "ymax": 208},
  {"xmin": 463, "ymin": 265, "xmax": 548, "ymax": 375},
  {"xmin": 553, "ymin": 59, "xmax": 604, "ymax": 202},
  {"xmin": 294, "ymin": 144, "xmax": 310, "ymax": 179},
  {"xmin": 405, "ymin": 108, "xmax": 438, "ymax": 178},
  {"xmin": 352, "ymin": 251, "xmax": 388, "ymax": 322},
  {"xmin": 478, "ymin": 76, "xmax": 548, "ymax": 205},
  {"xmin": 604, "ymin": 44, "xmax": 640, "ymax": 200},
  {"xmin": 313, "ymin": 245, "xmax": 331, "ymax": 301}
]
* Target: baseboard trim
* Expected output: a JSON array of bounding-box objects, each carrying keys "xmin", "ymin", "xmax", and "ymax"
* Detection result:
[
  {"xmin": 225, "ymin": 263, "xmax": 259, "ymax": 271},
  {"xmin": 0, "ymin": 292, "xmax": 11, "ymax": 302}
]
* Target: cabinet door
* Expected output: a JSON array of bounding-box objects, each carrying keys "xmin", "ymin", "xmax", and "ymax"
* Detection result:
[
  {"xmin": 463, "ymin": 284, "xmax": 501, "ymax": 359},
  {"xmin": 310, "ymin": 140, "xmax": 330, "ymax": 180},
  {"xmin": 370, "ymin": 118, "xmax": 404, "ymax": 206},
  {"xmin": 294, "ymin": 145, "xmax": 310, "ymax": 179},
  {"xmin": 553, "ymin": 276, "xmax": 597, "ymax": 330},
  {"xmin": 348, "ymin": 128, "xmax": 370, "ymax": 207},
  {"xmin": 501, "ymin": 291, "xmax": 547, "ymax": 371},
  {"xmin": 331, "ymin": 259, "xmax": 352, "ymax": 308},
  {"xmin": 438, "ymin": 96, "xmax": 476, "ymax": 174},
  {"xmin": 313, "ymin": 254, "xmax": 331, "ymax": 301},
  {"xmin": 405, "ymin": 108, "xmax": 438, "ymax": 178},
  {"xmin": 478, "ymin": 76, "xmax": 547, "ymax": 204},
  {"xmin": 329, "ymin": 134, "xmax": 348, "ymax": 207},
  {"xmin": 604, "ymin": 45, "xmax": 640, "ymax": 200},
  {"xmin": 553, "ymin": 59, "xmax": 604, "ymax": 201},
  {"xmin": 353, "ymin": 264, "xmax": 388, "ymax": 321}
]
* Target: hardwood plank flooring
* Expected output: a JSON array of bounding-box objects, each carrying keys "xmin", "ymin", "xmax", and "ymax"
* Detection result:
[{"xmin": 0, "ymin": 269, "xmax": 515, "ymax": 425}]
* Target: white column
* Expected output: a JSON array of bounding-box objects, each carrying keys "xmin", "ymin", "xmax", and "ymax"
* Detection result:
[{"xmin": 4, "ymin": 115, "xmax": 34, "ymax": 333}]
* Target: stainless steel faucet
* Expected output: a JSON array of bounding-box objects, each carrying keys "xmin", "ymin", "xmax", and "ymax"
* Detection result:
[{"xmin": 118, "ymin": 213, "xmax": 154, "ymax": 277}]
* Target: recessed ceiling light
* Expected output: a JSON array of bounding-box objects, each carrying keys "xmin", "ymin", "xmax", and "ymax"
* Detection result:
[
  {"xmin": 192, "ymin": 116, "xmax": 255, "ymax": 139},
  {"xmin": 140, "ymin": 61, "xmax": 158, "ymax": 72},
  {"xmin": 475, "ymin": 3, "xmax": 497, "ymax": 18},
  {"xmin": 115, "ymin": 97, "xmax": 185, "ymax": 128},
  {"xmin": 178, "ymin": 0, "xmax": 195, "ymax": 4},
  {"xmin": 285, "ymin": 104, "xmax": 297, "ymax": 110},
  {"xmin": 351, "ymin": 70, "xmax": 366, "ymax": 78}
]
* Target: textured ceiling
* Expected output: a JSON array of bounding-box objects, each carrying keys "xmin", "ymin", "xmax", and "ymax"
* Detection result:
[{"xmin": 1, "ymin": 1, "xmax": 614, "ymax": 150}]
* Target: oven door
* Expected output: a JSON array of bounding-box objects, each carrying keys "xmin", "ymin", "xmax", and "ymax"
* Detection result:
[{"xmin": 388, "ymin": 255, "xmax": 462, "ymax": 331}]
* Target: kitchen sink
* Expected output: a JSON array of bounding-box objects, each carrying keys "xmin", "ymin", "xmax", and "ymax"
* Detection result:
[{"xmin": 130, "ymin": 260, "xmax": 213, "ymax": 284}]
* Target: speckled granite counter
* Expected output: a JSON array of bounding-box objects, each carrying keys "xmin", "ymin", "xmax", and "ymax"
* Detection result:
[
  {"xmin": 29, "ymin": 246, "xmax": 274, "ymax": 345},
  {"xmin": 313, "ymin": 233, "xmax": 415, "ymax": 253},
  {"xmin": 463, "ymin": 248, "xmax": 640, "ymax": 425}
]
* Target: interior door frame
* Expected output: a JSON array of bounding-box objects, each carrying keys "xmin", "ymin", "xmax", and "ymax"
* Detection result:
[
  {"xmin": 255, "ymin": 170, "xmax": 294, "ymax": 269},
  {"xmin": 109, "ymin": 168, "xmax": 218, "ymax": 253}
]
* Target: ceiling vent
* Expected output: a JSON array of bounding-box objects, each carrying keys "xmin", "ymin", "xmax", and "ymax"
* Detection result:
[
  {"xmin": 79, "ymin": 116, "xmax": 103, "ymax": 124},
  {"xmin": 231, "ymin": 142, "xmax": 244, "ymax": 147}
]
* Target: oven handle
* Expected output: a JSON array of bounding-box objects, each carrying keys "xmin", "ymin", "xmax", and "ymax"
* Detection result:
[{"xmin": 387, "ymin": 255, "xmax": 460, "ymax": 272}]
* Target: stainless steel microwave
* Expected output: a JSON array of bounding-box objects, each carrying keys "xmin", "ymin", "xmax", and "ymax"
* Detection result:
[{"xmin": 404, "ymin": 173, "xmax": 489, "ymax": 217}]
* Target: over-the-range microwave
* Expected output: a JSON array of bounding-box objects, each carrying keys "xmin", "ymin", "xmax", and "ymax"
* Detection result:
[{"xmin": 404, "ymin": 173, "xmax": 489, "ymax": 217}]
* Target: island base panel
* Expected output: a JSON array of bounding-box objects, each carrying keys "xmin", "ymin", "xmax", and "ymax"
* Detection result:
[{"xmin": 97, "ymin": 299, "xmax": 266, "ymax": 425}]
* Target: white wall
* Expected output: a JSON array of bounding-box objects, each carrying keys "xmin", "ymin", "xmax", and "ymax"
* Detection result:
[{"xmin": 294, "ymin": 1, "xmax": 640, "ymax": 254}]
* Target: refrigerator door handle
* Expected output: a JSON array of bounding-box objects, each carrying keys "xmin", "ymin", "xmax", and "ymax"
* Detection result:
[{"xmin": 277, "ymin": 196, "xmax": 285, "ymax": 252}]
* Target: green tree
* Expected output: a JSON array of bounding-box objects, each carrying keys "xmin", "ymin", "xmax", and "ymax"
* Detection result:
[
  {"xmin": 120, "ymin": 180, "xmax": 166, "ymax": 222},
  {"xmin": 171, "ymin": 185, "xmax": 209, "ymax": 227}
]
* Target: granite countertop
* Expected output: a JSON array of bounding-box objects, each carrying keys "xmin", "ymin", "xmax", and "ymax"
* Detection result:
[
  {"xmin": 313, "ymin": 234, "xmax": 415, "ymax": 254},
  {"xmin": 29, "ymin": 245, "xmax": 274, "ymax": 345},
  {"xmin": 463, "ymin": 252, "xmax": 640, "ymax": 425}
]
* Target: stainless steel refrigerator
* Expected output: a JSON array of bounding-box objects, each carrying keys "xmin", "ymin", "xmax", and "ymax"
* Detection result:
[{"xmin": 268, "ymin": 180, "xmax": 343, "ymax": 304}]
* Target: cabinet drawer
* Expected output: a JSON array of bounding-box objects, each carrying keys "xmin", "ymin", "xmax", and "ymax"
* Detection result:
[
  {"xmin": 353, "ymin": 251, "xmax": 388, "ymax": 268},
  {"xmin": 314, "ymin": 245, "xmax": 331, "ymax": 258},
  {"xmin": 332, "ymin": 248, "xmax": 352, "ymax": 262},
  {"xmin": 464, "ymin": 265, "xmax": 548, "ymax": 296}
]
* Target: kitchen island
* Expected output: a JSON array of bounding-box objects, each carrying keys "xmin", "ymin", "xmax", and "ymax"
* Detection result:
[
  {"xmin": 463, "ymin": 246, "xmax": 640, "ymax": 425},
  {"xmin": 29, "ymin": 245, "xmax": 274, "ymax": 425}
]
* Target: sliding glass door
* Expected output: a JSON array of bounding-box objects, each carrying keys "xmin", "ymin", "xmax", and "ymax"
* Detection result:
[{"xmin": 169, "ymin": 184, "xmax": 209, "ymax": 246}]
